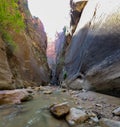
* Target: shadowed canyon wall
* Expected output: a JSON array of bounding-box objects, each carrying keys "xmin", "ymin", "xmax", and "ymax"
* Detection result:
[
  {"xmin": 0, "ymin": 0, "xmax": 50, "ymax": 89},
  {"xmin": 60, "ymin": 0, "xmax": 120, "ymax": 92}
]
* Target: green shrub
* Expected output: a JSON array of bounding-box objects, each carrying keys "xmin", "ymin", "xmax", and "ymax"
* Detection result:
[
  {"xmin": 0, "ymin": 0, "xmax": 25, "ymax": 52},
  {"xmin": 0, "ymin": 0, "xmax": 25, "ymax": 31}
]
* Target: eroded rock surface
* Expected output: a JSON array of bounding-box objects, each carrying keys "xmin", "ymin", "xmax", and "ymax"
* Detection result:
[
  {"xmin": 0, "ymin": 0, "xmax": 49, "ymax": 90},
  {"xmin": 64, "ymin": 0, "xmax": 120, "ymax": 92}
]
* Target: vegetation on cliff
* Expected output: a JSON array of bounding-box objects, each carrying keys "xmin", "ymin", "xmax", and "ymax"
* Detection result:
[{"xmin": 0, "ymin": 0, "xmax": 25, "ymax": 51}]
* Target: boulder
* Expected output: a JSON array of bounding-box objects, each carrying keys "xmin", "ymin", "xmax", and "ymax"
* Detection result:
[
  {"xmin": 0, "ymin": 89, "xmax": 33, "ymax": 105},
  {"xmin": 65, "ymin": 0, "xmax": 120, "ymax": 91},
  {"xmin": 50, "ymin": 102, "xmax": 70, "ymax": 118},
  {"xmin": 66, "ymin": 108, "xmax": 89, "ymax": 125},
  {"xmin": 67, "ymin": 79, "xmax": 83, "ymax": 90}
]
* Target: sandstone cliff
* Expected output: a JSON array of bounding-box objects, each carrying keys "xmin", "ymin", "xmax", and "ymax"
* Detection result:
[
  {"xmin": 63, "ymin": 0, "xmax": 120, "ymax": 93},
  {"xmin": 0, "ymin": 0, "xmax": 49, "ymax": 89}
]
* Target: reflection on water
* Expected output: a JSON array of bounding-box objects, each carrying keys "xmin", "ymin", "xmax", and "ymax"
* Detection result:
[{"xmin": 0, "ymin": 90, "xmax": 74, "ymax": 127}]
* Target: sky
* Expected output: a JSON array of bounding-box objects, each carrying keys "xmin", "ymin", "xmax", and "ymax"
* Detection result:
[{"xmin": 28, "ymin": 0, "xmax": 70, "ymax": 40}]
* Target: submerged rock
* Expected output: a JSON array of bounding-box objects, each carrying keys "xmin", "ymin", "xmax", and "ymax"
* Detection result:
[{"xmin": 50, "ymin": 102, "xmax": 70, "ymax": 118}]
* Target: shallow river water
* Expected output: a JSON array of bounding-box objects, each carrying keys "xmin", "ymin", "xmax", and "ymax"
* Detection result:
[
  {"xmin": 0, "ymin": 89, "xmax": 75, "ymax": 127},
  {"xmin": 0, "ymin": 88, "xmax": 120, "ymax": 127}
]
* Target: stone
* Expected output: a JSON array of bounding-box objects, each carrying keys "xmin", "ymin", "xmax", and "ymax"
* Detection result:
[
  {"xmin": 96, "ymin": 104, "xmax": 103, "ymax": 107},
  {"xmin": 43, "ymin": 90, "xmax": 52, "ymax": 94},
  {"xmin": 61, "ymin": 89, "xmax": 67, "ymax": 92},
  {"xmin": 34, "ymin": 87, "xmax": 41, "ymax": 92},
  {"xmin": 50, "ymin": 102, "xmax": 70, "ymax": 118},
  {"xmin": 66, "ymin": 108, "xmax": 89, "ymax": 125},
  {"xmin": 112, "ymin": 107, "xmax": 120, "ymax": 116},
  {"xmin": 69, "ymin": 79, "xmax": 83, "ymax": 90},
  {"xmin": 99, "ymin": 118, "xmax": 120, "ymax": 127},
  {"xmin": 0, "ymin": 89, "xmax": 33, "ymax": 105}
]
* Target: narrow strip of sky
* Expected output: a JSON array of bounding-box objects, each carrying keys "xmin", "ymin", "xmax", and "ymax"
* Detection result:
[{"xmin": 28, "ymin": 0, "xmax": 70, "ymax": 39}]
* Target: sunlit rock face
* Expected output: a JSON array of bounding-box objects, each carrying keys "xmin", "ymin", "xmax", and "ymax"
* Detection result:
[
  {"xmin": 32, "ymin": 16, "xmax": 47, "ymax": 51},
  {"xmin": 0, "ymin": 0, "xmax": 49, "ymax": 89},
  {"xmin": 0, "ymin": 37, "xmax": 15, "ymax": 90},
  {"xmin": 70, "ymin": 0, "xmax": 88, "ymax": 34},
  {"xmin": 65, "ymin": 0, "xmax": 120, "ymax": 91},
  {"xmin": 66, "ymin": 0, "xmax": 88, "ymax": 45}
]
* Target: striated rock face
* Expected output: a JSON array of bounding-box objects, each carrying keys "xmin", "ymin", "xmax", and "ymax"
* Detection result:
[
  {"xmin": 64, "ymin": 0, "xmax": 120, "ymax": 92},
  {"xmin": 70, "ymin": 0, "xmax": 88, "ymax": 34},
  {"xmin": 66, "ymin": 0, "xmax": 88, "ymax": 45},
  {"xmin": 0, "ymin": 0, "xmax": 49, "ymax": 89},
  {"xmin": 47, "ymin": 30, "xmax": 67, "ymax": 85},
  {"xmin": 0, "ymin": 37, "xmax": 14, "ymax": 89}
]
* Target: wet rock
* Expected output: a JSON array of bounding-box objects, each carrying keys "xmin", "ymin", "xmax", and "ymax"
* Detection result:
[
  {"xmin": 43, "ymin": 90, "xmax": 52, "ymax": 94},
  {"xmin": 39, "ymin": 86, "xmax": 47, "ymax": 91},
  {"xmin": 50, "ymin": 102, "xmax": 70, "ymax": 118},
  {"xmin": 99, "ymin": 118, "xmax": 120, "ymax": 127},
  {"xmin": 112, "ymin": 107, "xmax": 120, "ymax": 116},
  {"xmin": 0, "ymin": 89, "xmax": 33, "ymax": 105},
  {"xmin": 66, "ymin": 108, "xmax": 89, "ymax": 125},
  {"xmin": 34, "ymin": 87, "xmax": 41, "ymax": 92},
  {"xmin": 61, "ymin": 89, "xmax": 67, "ymax": 92},
  {"xmin": 90, "ymin": 116, "xmax": 99, "ymax": 123}
]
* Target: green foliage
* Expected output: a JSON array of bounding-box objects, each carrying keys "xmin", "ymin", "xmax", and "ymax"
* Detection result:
[
  {"xmin": 0, "ymin": 0, "xmax": 25, "ymax": 31},
  {"xmin": 0, "ymin": 0, "xmax": 25, "ymax": 52}
]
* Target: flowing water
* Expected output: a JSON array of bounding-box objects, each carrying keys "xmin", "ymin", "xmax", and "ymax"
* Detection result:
[
  {"xmin": 0, "ymin": 88, "xmax": 120, "ymax": 127},
  {"xmin": 0, "ymin": 89, "xmax": 75, "ymax": 127}
]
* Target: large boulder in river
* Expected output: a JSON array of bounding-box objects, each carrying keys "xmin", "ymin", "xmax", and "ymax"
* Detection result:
[{"xmin": 65, "ymin": 0, "xmax": 120, "ymax": 91}]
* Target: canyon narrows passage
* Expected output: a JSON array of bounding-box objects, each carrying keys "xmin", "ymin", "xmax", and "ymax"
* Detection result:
[{"xmin": 0, "ymin": 0, "xmax": 120, "ymax": 127}]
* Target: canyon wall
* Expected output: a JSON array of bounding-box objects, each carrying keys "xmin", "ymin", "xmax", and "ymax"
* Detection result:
[
  {"xmin": 63, "ymin": 0, "xmax": 120, "ymax": 92},
  {"xmin": 0, "ymin": 0, "xmax": 50, "ymax": 89}
]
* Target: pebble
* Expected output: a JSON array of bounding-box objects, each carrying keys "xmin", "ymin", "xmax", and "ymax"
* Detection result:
[
  {"xmin": 112, "ymin": 107, "xmax": 120, "ymax": 116},
  {"xmin": 43, "ymin": 90, "xmax": 52, "ymax": 94}
]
